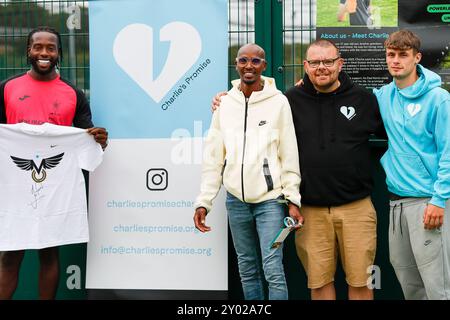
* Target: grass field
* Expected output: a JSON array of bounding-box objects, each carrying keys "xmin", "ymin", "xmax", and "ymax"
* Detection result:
[{"xmin": 316, "ymin": 0, "xmax": 398, "ymax": 27}]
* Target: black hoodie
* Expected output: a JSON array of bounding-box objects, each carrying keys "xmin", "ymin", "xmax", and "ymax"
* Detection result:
[{"xmin": 284, "ymin": 72, "xmax": 386, "ymax": 206}]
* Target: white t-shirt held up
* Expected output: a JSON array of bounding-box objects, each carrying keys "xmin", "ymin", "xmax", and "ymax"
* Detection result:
[{"xmin": 0, "ymin": 122, "xmax": 103, "ymax": 250}]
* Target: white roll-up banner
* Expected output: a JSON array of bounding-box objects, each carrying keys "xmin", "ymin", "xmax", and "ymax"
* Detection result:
[{"xmin": 86, "ymin": 0, "xmax": 228, "ymax": 291}]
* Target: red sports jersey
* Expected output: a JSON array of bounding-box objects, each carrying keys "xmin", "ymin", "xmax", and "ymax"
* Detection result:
[{"xmin": 0, "ymin": 72, "xmax": 93, "ymax": 128}]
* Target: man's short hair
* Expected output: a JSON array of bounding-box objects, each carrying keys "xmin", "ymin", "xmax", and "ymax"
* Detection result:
[
  {"xmin": 305, "ymin": 39, "xmax": 340, "ymax": 58},
  {"xmin": 384, "ymin": 29, "xmax": 421, "ymax": 54},
  {"xmin": 236, "ymin": 43, "xmax": 265, "ymax": 59}
]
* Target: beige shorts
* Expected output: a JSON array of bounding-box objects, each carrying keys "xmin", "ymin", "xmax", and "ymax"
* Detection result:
[{"xmin": 295, "ymin": 196, "xmax": 377, "ymax": 289}]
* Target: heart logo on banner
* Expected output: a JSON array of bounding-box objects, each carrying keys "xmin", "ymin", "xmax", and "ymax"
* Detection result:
[
  {"xmin": 340, "ymin": 106, "xmax": 356, "ymax": 120},
  {"xmin": 113, "ymin": 22, "xmax": 202, "ymax": 103},
  {"xmin": 407, "ymin": 103, "xmax": 421, "ymax": 117}
]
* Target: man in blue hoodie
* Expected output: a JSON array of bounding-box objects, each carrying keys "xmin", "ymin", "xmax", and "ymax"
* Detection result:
[{"xmin": 374, "ymin": 29, "xmax": 450, "ymax": 299}]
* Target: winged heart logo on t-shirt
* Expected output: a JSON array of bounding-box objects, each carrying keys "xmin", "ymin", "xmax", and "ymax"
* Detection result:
[{"xmin": 10, "ymin": 153, "xmax": 65, "ymax": 183}]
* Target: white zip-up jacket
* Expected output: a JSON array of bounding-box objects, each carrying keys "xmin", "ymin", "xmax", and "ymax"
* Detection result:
[{"xmin": 195, "ymin": 76, "xmax": 301, "ymax": 212}]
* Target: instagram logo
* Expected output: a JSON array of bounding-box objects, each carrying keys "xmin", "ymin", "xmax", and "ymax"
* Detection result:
[{"xmin": 146, "ymin": 168, "xmax": 168, "ymax": 191}]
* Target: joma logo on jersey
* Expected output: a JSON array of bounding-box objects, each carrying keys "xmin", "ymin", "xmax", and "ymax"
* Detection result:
[{"xmin": 11, "ymin": 153, "xmax": 64, "ymax": 183}]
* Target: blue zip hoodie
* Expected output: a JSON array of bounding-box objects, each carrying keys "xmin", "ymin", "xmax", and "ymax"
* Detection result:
[{"xmin": 374, "ymin": 65, "xmax": 450, "ymax": 208}]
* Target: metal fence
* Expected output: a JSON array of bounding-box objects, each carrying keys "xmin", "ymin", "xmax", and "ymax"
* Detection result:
[
  {"xmin": 282, "ymin": 0, "xmax": 315, "ymax": 89},
  {"xmin": 0, "ymin": 0, "xmax": 316, "ymax": 94},
  {"xmin": 0, "ymin": 1, "xmax": 89, "ymax": 90},
  {"xmin": 230, "ymin": 0, "xmax": 316, "ymax": 90}
]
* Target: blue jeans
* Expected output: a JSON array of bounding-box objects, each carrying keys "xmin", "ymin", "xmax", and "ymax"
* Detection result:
[{"xmin": 226, "ymin": 192, "xmax": 288, "ymax": 300}]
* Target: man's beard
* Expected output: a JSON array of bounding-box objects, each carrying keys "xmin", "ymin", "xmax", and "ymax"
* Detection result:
[
  {"xmin": 312, "ymin": 72, "xmax": 338, "ymax": 90},
  {"xmin": 241, "ymin": 78, "xmax": 257, "ymax": 85},
  {"xmin": 29, "ymin": 56, "xmax": 58, "ymax": 75}
]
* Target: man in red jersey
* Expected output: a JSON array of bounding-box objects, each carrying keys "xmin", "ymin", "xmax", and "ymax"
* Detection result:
[{"xmin": 0, "ymin": 26, "xmax": 108, "ymax": 299}]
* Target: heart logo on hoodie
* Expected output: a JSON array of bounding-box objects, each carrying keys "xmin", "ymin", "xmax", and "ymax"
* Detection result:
[
  {"xmin": 407, "ymin": 103, "xmax": 421, "ymax": 117},
  {"xmin": 340, "ymin": 106, "xmax": 356, "ymax": 120},
  {"xmin": 113, "ymin": 22, "xmax": 201, "ymax": 103}
]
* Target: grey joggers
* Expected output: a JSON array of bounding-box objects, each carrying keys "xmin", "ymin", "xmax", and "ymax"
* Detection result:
[{"xmin": 389, "ymin": 198, "xmax": 450, "ymax": 300}]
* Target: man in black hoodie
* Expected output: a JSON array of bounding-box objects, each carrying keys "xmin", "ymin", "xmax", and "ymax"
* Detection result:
[{"xmin": 284, "ymin": 39, "xmax": 385, "ymax": 300}]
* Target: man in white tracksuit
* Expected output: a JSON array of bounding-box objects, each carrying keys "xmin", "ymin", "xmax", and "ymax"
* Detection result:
[{"xmin": 193, "ymin": 44, "xmax": 302, "ymax": 300}]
